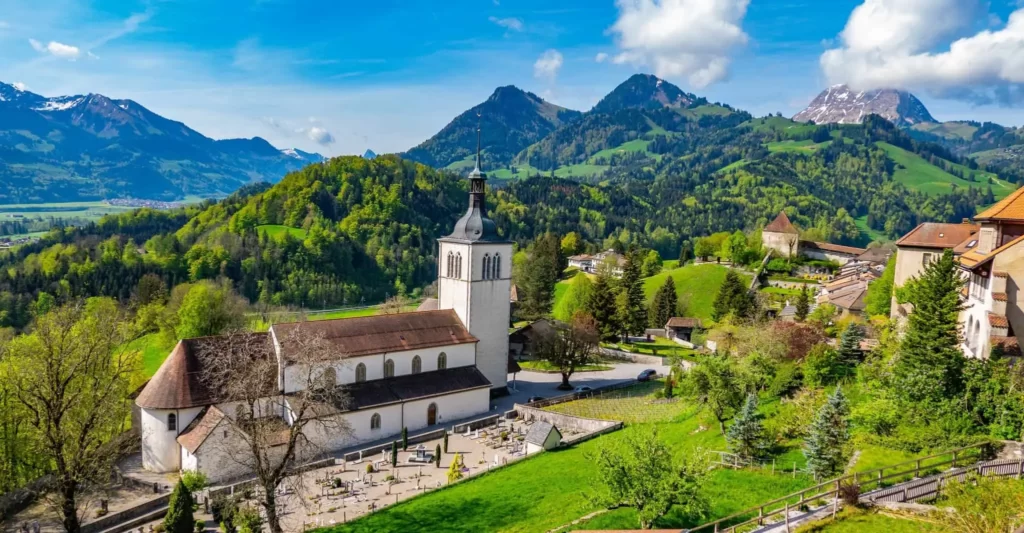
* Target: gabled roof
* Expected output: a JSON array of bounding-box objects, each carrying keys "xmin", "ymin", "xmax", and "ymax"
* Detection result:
[
  {"xmin": 896, "ymin": 222, "xmax": 980, "ymax": 250},
  {"xmin": 959, "ymin": 233, "xmax": 1024, "ymax": 270},
  {"xmin": 135, "ymin": 333, "xmax": 274, "ymax": 410},
  {"xmin": 975, "ymin": 186, "xmax": 1024, "ymax": 222},
  {"xmin": 800, "ymin": 241, "xmax": 866, "ymax": 256},
  {"xmin": 416, "ymin": 298, "xmax": 439, "ymax": 312},
  {"xmin": 525, "ymin": 420, "xmax": 561, "ymax": 446},
  {"xmin": 177, "ymin": 406, "xmax": 226, "ymax": 454},
  {"xmin": 271, "ymin": 310, "xmax": 477, "ymax": 361},
  {"xmin": 764, "ymin": 212, "xmax": 799, "ymax": 235},
  {"xmin": 856, "ymin": 247, "xmax": 892, "ymax": 264},
  {"xmin": 665, "ymin": 317, "xmax": 702, "ymax": 329}
]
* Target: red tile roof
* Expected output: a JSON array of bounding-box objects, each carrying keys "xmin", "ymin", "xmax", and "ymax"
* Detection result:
[
  {"xmin": 975, "ymin": 186, "xmax": 1024, "ymax": 222},
  {"xmin": 994, "ymin": 271, "xmax": 1010, "ymax": 278},
  {"xmin": 801, "ymin": 241, "xmax": 867, "ymax": 256},
  {"xmin": 764, "ymin": 212, "xmax": 799, "ymax": 234},
  {"xmin": 993, "ymin": 292, "xmax": 1008, "ymax": 302},
  {"xmin": 177, "ymin": 406, "xmax": 226, "ymax": 454},
  {"xmin": 990, "ymin": 336, "xmax": 1022, "ymax": 357},
  {"xmin": 896, "ymin": 222, "xmax": 980, "ymax": 250},
  {"xmin": 989, "ymin": 313, "xmax": 1009, "ymax": 328},
  {"xmin": 272, "ymin": 309, "xmax": 477, "ymax": 361}
]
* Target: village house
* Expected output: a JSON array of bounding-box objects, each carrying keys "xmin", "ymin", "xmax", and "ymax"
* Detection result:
[
  {"xmin": 135, "ymin": 155, "xmax": 515, "ymax": 482},
  {"xmin": 567, "ymin": 249, "xmax": 626, "ymax": 277},
  {"xmin": 761, "ymin": 211, "xmax": 867, "ymax": 264},
  {"xmin": 890, "ymin": 221, "xmax": 980, "ymax": 322}
]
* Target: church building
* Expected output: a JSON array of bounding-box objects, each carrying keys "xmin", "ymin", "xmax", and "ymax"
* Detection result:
[{"xmin": 134, "ymin": 150, "xmax": 512, "ymax": 481}]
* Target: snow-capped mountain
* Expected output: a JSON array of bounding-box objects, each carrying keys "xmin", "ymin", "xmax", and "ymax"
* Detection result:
[
  {"xmin": 793, "ymin": 84, "xmax": 935, "ymax": 126},
  {"xmin": 0, "ymin": 81, "xmax": 325, "ymax": 202}
]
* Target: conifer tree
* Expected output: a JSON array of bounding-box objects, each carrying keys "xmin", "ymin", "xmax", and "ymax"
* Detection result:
[
  {"xmin": 619, "ymin": 252, "xmax": 647, "ymax": 337},
  {"xmin": 726, "ymin": 393, "xmax": 768, "ymax": 463},
  {"xmin": 520, "ymin": 233, "xmax": 561, "ymax": 319},
  {"xmin": 447, "ymin": 453, "xmax": 463, "ymax": 483},
  {"xmin": 712, "ymin": 270, "xmax": 753, "ymax": 321},
  {"xmin": 434, "ymin": 444, "xmax": 442, "ymax": 467},
  {"xmin": 443, "ymin": 432, "xmax": 449, "ymax": 454},
  {"xmin": 795, "ymin": 286, "xmax": 810, "ymax": 322},
  {"xmin": 838, "ymin": 324, "xmax": 863, "ymax": 366},
  {"xmin": 401, "ymin": 427, "xmax": 408, "ymax": 451},
  {"xmin": 391, "ymin": 441, "xmax": 398, "ymax": 466},
  {"xmin": 894, "ymin": 249, "xmax": 965, "ymax": 403},
  {"xmin": 803, "ymin": 387, "xmax": 850, "ymax": 480},
  {"xmin": 164, "ymin": 479, "xmax": 195, "ymax": 533},
  {"xmin": 591, "ymin": 274, "xmax": 620, "ymax": 341},
  {"xmin": 649, "ymin": 276, "xmax": 679, "ymax": 328}
]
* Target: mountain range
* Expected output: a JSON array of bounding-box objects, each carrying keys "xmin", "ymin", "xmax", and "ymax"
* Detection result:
[
  {"xmin": 792, "ymin": 84, "xmax": 935, "ymax": 126},
  {"xmin": 0, "ymin": 82, "xmax": 323, "ymax": 203}
]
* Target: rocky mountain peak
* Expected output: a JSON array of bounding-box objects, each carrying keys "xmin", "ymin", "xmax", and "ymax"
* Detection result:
[
  {"xmin": 591, "ymin": 74, "xmax": 696, "ymax": 114},
  {"xmin": 793, "ymin": 84, "xmax": 935, "ymax": 126}
]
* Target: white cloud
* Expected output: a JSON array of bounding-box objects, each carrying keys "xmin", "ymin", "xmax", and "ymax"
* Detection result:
[
  {"xmin": 12, "ymin": 82, "xmax": 28, "ymax": 91},
  {"xmin": 488, "ymin": 16, "xmax": 524, "ymax": 32},
  {"xmin": 821, "ymin": 0, "xmax": 1024, "ymax": 104},
  {"xmin": 29, "ymin": 39, "xmax": 82, "ymax": 60},
  {"xmin": 306, "ymin": 126, "xmax": 335, "ymax": 146},
  {"xmin": 533, "ymin": 49, "xmax": 563, "ymax": 81},
  {"xmin": 595, "ymin": 52, "xmax": 609, "ymax": 63},
  {"xmin": 608, "ymin": 0, "xmax": 750, "ymax": 88}
]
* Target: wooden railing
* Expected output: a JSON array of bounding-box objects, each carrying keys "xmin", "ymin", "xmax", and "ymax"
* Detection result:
[{"xmin": 687, "ymin": 441, "xmax": 1002, "ymax": 533}]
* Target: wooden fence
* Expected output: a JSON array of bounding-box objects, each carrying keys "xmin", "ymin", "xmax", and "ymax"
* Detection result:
[{"xmin": 687, "ymin": 441, "xmax": 1004, "ymax": 533}]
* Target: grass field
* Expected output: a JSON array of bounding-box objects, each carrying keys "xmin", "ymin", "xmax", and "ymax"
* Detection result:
[
  {"xmin": 642, "ymin": 264, "xmax": 745, "ymax": 322},
  {"xmin": 910, "ymin": 121, "xmax": 978, "ymax": 141},
  {"xmin": 325, "ymin": 383, "xmax": 815, "ymax": 533},
  {"xmin": 877, "ymin": 142, "xmax": 1016, "ymax": 198},
  {"xmin": 744, "ymin": 116, "xmax": 817, "ymax": 138},
  {"xmin": 854, "ymin": 215, "xmax": 887, "ymax": 244},
  {"xmin": 803, "ymin": 508, "xmax": 943, "ymax": 532},
  {"xmin": 125, "ymin": 333, "xmax": 176, "ymax": 377},
  {"xmin": 767, "ymin": 139, "xmax": 831, "ymax": 154},
  {"xmin": 257, "ymin": 224, "xmax": 308, "ymax": 240},
  {"xmin": 517, "ymin": 360, "xmax": 613, "ymax": 373}
]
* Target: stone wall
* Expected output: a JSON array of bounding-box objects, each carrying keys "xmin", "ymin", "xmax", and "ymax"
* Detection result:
[{"xmin": 513, "ymin": 404, "xmax": 620, "ymax": 436}]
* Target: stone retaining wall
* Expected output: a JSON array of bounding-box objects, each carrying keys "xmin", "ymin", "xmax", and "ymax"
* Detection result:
[
  {"xmin": 513, "ymin": 404, "xmax": 620, "ymax": 437},
  {"xmin": 80, "ymin": 493, "xmax": 171, "ymax": 533}
]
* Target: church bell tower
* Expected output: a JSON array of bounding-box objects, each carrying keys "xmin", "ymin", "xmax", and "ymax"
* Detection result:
[{"xmin": 436, "ymin": 118, "xmax": 511, "ymax": 395}]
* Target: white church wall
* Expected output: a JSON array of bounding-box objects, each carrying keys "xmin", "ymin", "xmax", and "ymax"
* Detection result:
[
  {"xmin": 140, "ymin": 406, "xmax": 203, "ymax": 473},
  {"xmin": 402, "ymin": 387, "xmax": 489, "ymax": 432},
  {"xmin": 303, "ymin": 403, "xmax": 405, "ymax": 452},
  {"xmin": 438, "ymin": 242, "xmax": 472, "ymax": 326}
]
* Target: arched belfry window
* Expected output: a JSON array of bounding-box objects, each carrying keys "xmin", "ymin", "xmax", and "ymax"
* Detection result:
[
  {"xmin": 483, "ymin": 254, "xmax": 491, "ymax": 280},
  {"xmin": 456, "ymin": 253, "xmax": 463, "ymax": 279},
  {"xmin": 446, "ymin": 252, "xmax": 454, "ymax": 278},
  {"xmin": 355, "ymin": 363, "xmax": 366, "ymax": 383},
  {"xmin": 438, "ymin": 352, "xmax": 447, "ymax": 369},
  {"xmin": 493, "ymin": 253, "xmax": 501, "ymax": 279},
  {"xmin": 412, "ymin": 355, "xmax": 422, "ymax": 374},
  {"xmin": 167, "ymin": 413, "xmax": 177, "ymax": 432},
  {"xmin": 384, "ymin": 358, "xmax": 395, "ymax": 378}
]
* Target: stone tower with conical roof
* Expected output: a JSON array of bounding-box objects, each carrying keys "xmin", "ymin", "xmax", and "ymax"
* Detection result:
[{"xmin": 436, "ymin": 118, "xmax": 512, "ymax": 395}]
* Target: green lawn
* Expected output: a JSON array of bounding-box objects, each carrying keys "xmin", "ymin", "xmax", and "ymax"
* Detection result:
[
  {"xmin": 717, "ymin": 159, "xmax": 750, "ymax": 173},
  {"xmin": 767, "ymin": 140, "xmax": 831, "ymax": 154},
  {"xmin": 743, "ymin": 116, "xmax": 817, "ymax": 137},
  {"xmin": 642, "ymin": 264, "xmax": 745, "ymax": 322},
  {"xmin": 910, "ymin": 121, "xmax": 978, "ymax": 141},
  {"xmin": 257, "ymin": 224, "xmax": 308, "ymax": 240},
  {"xmin": 125, "ymin": 333, "xmax": 176, "ymax": 377},
  {"xmin": 801, "ymin": 508, "xmax": 943, "ymax": 532},
  {"xmin": 876, "ymin": 142, "xmax": 1016, "ymax": 198},
  {"xmin": 854, "ymin": 215, "xmax": 887, "ymax": 244},
  {"xmin": 517, "ymin": 360, "xmax": 613, "ymax": 372}
]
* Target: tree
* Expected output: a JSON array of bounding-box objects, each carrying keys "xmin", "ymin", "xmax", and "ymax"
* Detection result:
[
  {"xmin": 136, "ymin": 273, "xmax": 168, "ymax": 305},
  {"xmin": 795, "ymin": 286, "xmax": 810, "ymax": 322},
  {"xmin": 617, "ymin": 252, "xmax": 647, "ymax": 337},
  {"xmin": 401, "ymin": 427, "xmax": 408, "ymax": 450},
  {"xmin": 173, "ymin": 281, "xmax": 247, "ymax": 340},
  {"xmin": 391, "ymin": 441, "xmax": 398, "ymax": 466},
  {"xmin": 722, "ymin": 231, "xmax": 747, "ymax": 263},
  {"xmin": 803, "ymin": 387, "xmax": 850, "ymax": 479},
  {"xmin": 560, "ymin": 232, "xmax": 581, "ymax": 257},
  {"xmin": 519, "ymin": 233, "xmax": 562, "ymax": 319},
  {"xmin": 195, "ymin": 330, "xmax": 351, "ymax": 533},
  {"xmin": 537, "ymin": 313, "xmax": 600, "ymax": 390},
  {"xmin": 590, "ymin": 428, "xmax": 709, "ymax": 529},
  {"xmin": 694, "ymin": 237, "xmax": 716, "ymax": 260},
  {"xmin": 682, "ymin": 356, "xmax": 744, "ymax": 434},
  {"xmin": 837, "ymin": 323, "xmax": 863, "ymax": 365},
  {"xmin": 727, "ymin": 394, "xmax": 769, "ymax": 463},
  {"xmin": 434, "ymin": 444, "xmax": 442, "ymax": 467},
  {"xmin": 590, "ymin": 274, "xmax": 620, "ymax": 342},
  {"xmin": 164, "ymin": 479, "xmax": 196, "ymax": 533},
  {"xmin": 678, "ymin": 240, "xmax": 692, "ymax": 264},
  {"xmin": 553, "ymin": 273, "xmax": 594, "ymax": 322},
  {"xmin": 443, "ymin": 432, "xmax": 449, "ymax": 453},
  {"xmin": 649, "ymin": 276, "xmax": 679, "ymax": 329},
  {"xmin": 863, "ymin": 256, "xmax": 895, "ymax": 317},
  {"xmin": 712, "ymin": 271, "xmax": 753, "ymax": 321},
  {"xmin": 937, "ymin": 475, "xmax": 1024, "ymax": 533},
  {"xmin": 803, "ymin": 344, "xmax": 848, "ymax": 387},
  {"xmin": 3, "ymin": 300, "xmax": 140, "ymax": 533},
  {"xmin": 894, "ymin": 249, "xmax": 965, "ymax": 403},
  {"xmin": 380, "ymin": 294, "xmax": 410, "ymax": 315},
  {"xmin": 641, "ymin": 250, "xmax": 662, "ymax": 277},
  {"xmin": 447, "ymin": 453, "xmax": 463, "ymax": 483}
]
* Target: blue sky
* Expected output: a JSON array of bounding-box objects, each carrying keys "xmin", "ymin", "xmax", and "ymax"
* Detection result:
[{"xmin": 3, "ymin": 0, "xmax": 1024, "ymax": 156}]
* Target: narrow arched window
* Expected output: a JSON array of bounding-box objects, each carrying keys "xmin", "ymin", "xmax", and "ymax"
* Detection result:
[
  {"xmin": 447, "ymin": 252, "xmax": 453, "ymax": 278},
  {"xmin": 438, "ymin": 352, "xmax": 447, "ymax": 370},
  {"xmin": 483, "ymin": 254, "xmax": 491, "ymax": 280},
  {"xmin": 412, "ymin": 355, "xmax": 422, "ymax": 374},
  {"xmin": 167, "ymin": 413, "xmax": 177, "ymax": 432},
  {"xmin": 494, "ymin": 253, "xmax": 501, "ymax": 279},
  {"xmin": 321, "ymin": 367, "xmax": 337, "ymax": 388},
  {"xmin": 456, "ymin": 253, "xmax": 462, "ymax": 279},
  {"xmin": 355, "ymin": 363, "xmax": 366, "ymax": 383},
  {"xmin": 371, "ymin": 413, "xmax": 381, "ymax": 430},
  {"xmin": 384, "ymin": 359, "xmax": 395, "ymax": 378}
]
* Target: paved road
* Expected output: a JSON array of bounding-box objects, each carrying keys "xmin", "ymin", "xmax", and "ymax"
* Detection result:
[{"xmin": 492, "ymin": 361, "xmax": 671, "ymax": 412}]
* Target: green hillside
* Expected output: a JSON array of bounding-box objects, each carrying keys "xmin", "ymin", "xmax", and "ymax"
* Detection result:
[
  {"xmin": 876, "ymin": 142, "xmax": 1016, "ymax": 198},
  {"xmin": 642, "ymin": 264, "xmax": 746, "ymax": 322}
]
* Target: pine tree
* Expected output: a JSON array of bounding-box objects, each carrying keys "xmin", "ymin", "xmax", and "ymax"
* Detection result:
[
  {"xmin": 894, "ymin": 249, "xmax": 966, "ymax": 403},
  {"xmin": 726, "ymin": 394, "xmax": 768, "ymax": 463},
  {"xmin": 164, "ymin": 479, "xmax": 195, "ymax": 533},
  {"xmin": 520, "ymin": 233, "xmax": 561, "ymax": 319},
  {"xmin": 678, "ymin": 240, "xmax": 692, "ymax": 265},
  {"xmin": 401, "ymin": 427, "xmax": 408, "ymax": 451},
  {"xmin": 649, "ymin": 277, "xmax": 678, "ymax": 328},
  {"xmin": 435, "ymin": 444, "xmax": 442, "ymax": 467},
  {"xmin": 619, "ymin": 252, "xmax": 647, "ymax": 337},
  {"xmin": 443, "ymin": 432, "xmax": 449, "ymax": 454},
  {"xmin": 391, "ymin": 441, "xmax": 398, "ymax": 466},
  {"xmin": 803, "ymin": 388, "xmax": 850, "ymax": 480},
  {"xmin": 838, "ymin": 324, "xmax": 863, "ymax": 366},
  {"xmin": 591, "ymin": 274, "xmax": 620, "ymax": 341},
  {"xmin": 795, "ymin": 286, "xmax": 810, "ymax": 322},
  {"xmin": 712, "ymin": 270, "xmax": 753, "ymax": 321}
]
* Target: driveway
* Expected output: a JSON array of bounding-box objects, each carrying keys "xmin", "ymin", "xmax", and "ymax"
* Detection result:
[{"xmin": 493, "ymin": 361, "xmax": 671, "ymax": 412}]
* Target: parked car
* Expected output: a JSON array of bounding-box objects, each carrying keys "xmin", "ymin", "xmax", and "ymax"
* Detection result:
[
  {"xmin": 526, "ymin": 396, "xmax": 546, "ymax": 403},
  {"xmin": 573, "ymin": 386, "xmax": 593, "ymax": 393},
  {"xmin": 637, "ymin": 369, "xmax": 658, "ymax": 382}
]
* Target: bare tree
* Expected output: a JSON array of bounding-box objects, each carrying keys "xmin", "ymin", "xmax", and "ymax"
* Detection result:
[
  {"xmin": 195, "ymin": 328, "xmax": 351, "ymax": 533},
  {"xmin": 537, "ymin": 313, "xmax": 600, "ymax": 390},
  {"xmin": 380, "ymin": 294, "xmax": 410, "ymax": 315},
  {"xmin": 3, "ymin": 300, "xmax": 140, "ymax": 533}
]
